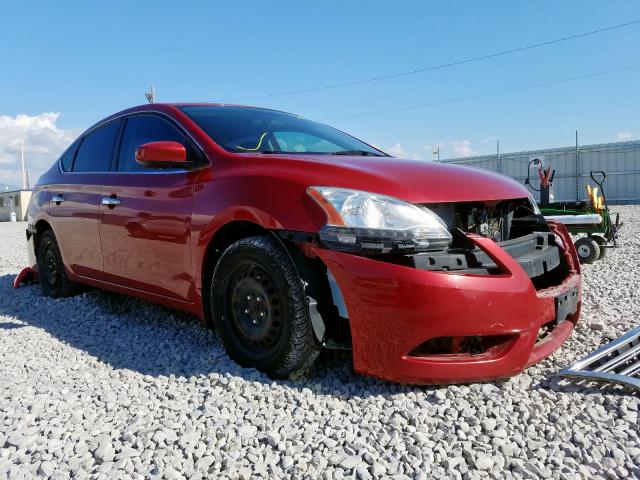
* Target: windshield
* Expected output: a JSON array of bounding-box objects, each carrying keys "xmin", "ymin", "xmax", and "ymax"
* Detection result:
[{"xmin": 180, "ymin": 105, "xmax": 385, "ymax": 156}]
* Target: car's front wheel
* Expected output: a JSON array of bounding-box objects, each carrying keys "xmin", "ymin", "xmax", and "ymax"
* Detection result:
[
  {"xmin": 37, "ymin": 230, "xmax": 77, "ymax": 298},
  {"xmin": 211, "ymin": 236, "xmax": 321, "ymax": 378}
]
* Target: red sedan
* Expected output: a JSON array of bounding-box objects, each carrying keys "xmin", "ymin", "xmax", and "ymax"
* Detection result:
[{"xmin": 17, "ymin": 104, "xmax": 581, "ymax": 384}]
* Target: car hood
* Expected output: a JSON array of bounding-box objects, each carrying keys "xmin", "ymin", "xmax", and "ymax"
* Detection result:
[{"xmin": 248, "ymin": 153, "xmax": 531, "ymax": 204}]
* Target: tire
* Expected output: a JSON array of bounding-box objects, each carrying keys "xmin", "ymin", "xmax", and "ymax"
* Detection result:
[
  {"xmin": 211, "ymin": 235, "xmax": 321, "ymax": 378},
  {"xmin": 574, "ymin": 237, "xmax": 600, "ymax": 264},
  {"xmin": 37, "ymin": 230, "xmax": 77, "ymax": 298},
  {"xmin": 591, "ymin": 235, "xmax": 607, "ymax": 259}
]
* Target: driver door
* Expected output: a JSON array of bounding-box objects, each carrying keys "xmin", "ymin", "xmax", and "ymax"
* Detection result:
[{"xmin": 99, "ymin": 114, "xmax": 200, "ymax": 301}]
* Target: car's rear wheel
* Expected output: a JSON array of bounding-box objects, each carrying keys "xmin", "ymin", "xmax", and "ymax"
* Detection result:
[
  {"xmin": 37, "ymin": 230, "xmax": 77, "ymax": 298},
  {"xmin": 211, "ymin": 236, "xmax": 320, "ymax": 378}
]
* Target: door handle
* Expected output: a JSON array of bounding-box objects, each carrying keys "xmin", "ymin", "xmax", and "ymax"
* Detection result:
[
  {"xmin": 101, "ymin": 196, "xmax": 122, "ymax": 207},
  {"xmin": 52, "ymin": 194, "xmax": 65, "ymax": 205}
]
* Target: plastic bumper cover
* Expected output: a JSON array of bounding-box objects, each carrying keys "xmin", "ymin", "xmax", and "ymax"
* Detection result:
[
  {"xmin": 314, "ymin": 222, "xmax": 581, "ymax": 384},
  {"xmin": 13, "ymin": 227, "xmax": 38, "ymax": 288}
]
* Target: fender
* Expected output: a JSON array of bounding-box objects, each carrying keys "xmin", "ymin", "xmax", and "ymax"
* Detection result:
[{"xmin": 193, "ymin": 205, "xmax": 285, "ymax": 292}]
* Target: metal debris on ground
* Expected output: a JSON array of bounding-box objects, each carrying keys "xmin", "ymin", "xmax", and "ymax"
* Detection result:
[{"xmin": 559, "ymin": 326, "xmax": 640, "ymax": 390}]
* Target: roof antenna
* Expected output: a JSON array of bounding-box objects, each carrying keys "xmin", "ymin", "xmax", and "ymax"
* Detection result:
[{"xmin": 145, "ymin": 85, "xmax": 156, "ymax": 104}]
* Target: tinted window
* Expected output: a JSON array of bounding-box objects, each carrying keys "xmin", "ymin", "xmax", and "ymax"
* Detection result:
[
  {"xmin": 73, "ymin": 120, "xmax": 121, "ymax": 172},
  {"xmin": 180, "ymin": 106, "xmax": 384, "ymax": 156},
  {"xmin": 118, "ymin": 115, "xmax": 186, "ymax": 172},
  {"xmin": 60, "ymin": 139, "xmax": 81, "ymax": 171}
]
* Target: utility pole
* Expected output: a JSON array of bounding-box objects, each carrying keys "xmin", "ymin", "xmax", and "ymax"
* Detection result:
[
  {"xmin": 496, "ymin": 139, "xmax": 501, "ymax": 173},
  {"xmin": 575, "ymin": 130, "xmax": 579, "ymax": 201},
  {"xmin": 20, "ymin": 140, "xmax": 28, "ymax": 191}
]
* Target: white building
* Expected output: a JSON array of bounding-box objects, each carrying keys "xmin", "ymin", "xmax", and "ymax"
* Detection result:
[{"xmin": 0, "ymin": 189, "xmax": 32, "ymax": 222}]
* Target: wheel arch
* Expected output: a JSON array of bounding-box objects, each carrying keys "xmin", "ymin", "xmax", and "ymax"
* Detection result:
[
  {"xmin": 33, "ymin": 219, "xmax": 54, "ymax": 260},
  {"xmin": 200, "ymin": 218, "xmax": 272, "ymax": 326},
  {"xmin": 197, "ymin": 207, "xmax": 342, "ymax": 346}
]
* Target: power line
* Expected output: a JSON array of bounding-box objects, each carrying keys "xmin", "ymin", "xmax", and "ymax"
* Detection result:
[
  {"xmin": 374, "ymin": 102, "xmax": 640, "ymax": 142},
  {"xmin": 320, "ymin": 64, "xmax": 640, "ymax": 120},
  {"xmin": 223, "ymin": 19, "xmax": 640, "ymax": 101}
]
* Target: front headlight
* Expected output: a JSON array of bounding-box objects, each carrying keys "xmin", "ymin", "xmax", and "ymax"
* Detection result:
[{"xmin": 307, "ymin": 187, "xmax": 452, "ymax": 253}]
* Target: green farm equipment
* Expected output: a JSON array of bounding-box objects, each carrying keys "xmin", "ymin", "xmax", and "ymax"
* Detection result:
[{"xmin": 538, "ymin": 171, "xmax": 621, "ymax": 264}]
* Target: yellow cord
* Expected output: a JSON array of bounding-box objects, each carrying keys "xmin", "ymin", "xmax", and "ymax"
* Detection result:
[{"xmin": 235, "ymin": 132, "xmax": 268, "ymax": 151}]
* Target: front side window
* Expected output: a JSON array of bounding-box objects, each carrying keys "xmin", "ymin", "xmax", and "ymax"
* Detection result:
[
  {"xmin": 73, "ymin": 120, "xmax": 121, "ymax": 172},
  {"xmin": 117, "ymin": 115, "xmax": 187, "ymax": 171},
  {"xmin": 180, "ymin": 106, "xmax": 384, "ymax": 156}
]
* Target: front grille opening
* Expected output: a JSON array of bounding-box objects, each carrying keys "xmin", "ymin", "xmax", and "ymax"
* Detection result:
[
  {"xmin": 370, "ymin": 198, "xmax": 572, "ymax": 290},
  {"xmin": 426, "ymin": 198, "xmax": 544, "ymax": 242},
  {"xmin": 409, "ymin": 334, "xmax": 516, "ymax": 357},
  {"xmin": 531, "ymin": 254, "xmax": 570, "ymax": 290}
]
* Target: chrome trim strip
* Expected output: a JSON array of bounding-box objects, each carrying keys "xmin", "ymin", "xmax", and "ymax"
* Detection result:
[{"xmin": 558, "ymin": 326, "xmax": 640, "ymax": 390}]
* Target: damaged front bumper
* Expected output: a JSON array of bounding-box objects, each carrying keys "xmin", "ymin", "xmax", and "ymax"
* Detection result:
[{"xmin": 313, "ymin": 222, "xmax": 581, "ymax": 384}]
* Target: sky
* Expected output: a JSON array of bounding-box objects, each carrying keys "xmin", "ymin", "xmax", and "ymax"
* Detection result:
[{"xmin": 1, "ymin": 1, "xmax": 639, "ymax": 186}]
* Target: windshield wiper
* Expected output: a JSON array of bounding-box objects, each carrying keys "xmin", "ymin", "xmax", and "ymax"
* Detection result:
[{"xmin": 330, "ymin": 150, "xmax": 381, "ymax": 156}]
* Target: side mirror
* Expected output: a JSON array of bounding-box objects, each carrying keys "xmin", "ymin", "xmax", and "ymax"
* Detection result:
[{"xmin": 135, "ymin": 141, "xmax": 187, "ymax": 167}]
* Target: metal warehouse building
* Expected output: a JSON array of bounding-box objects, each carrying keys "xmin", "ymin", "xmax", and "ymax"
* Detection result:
[{"xmin": 443, "ymin": 140, "xmax": 640, "ymax": 203}]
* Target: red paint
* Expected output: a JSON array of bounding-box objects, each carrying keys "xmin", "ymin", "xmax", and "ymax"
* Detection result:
[
  {"xmin": 99, "ymin": 171, "xmax": 197, "ymax": 301},
  {"xmin": 313, "ymin": 227, "xmax": 581, "ymax": 384},
  {"xmin": 23, "ymin": 103, "xmax": 582, "ymax": 384},
  {"xmin": 13, "ymin": 267, "xmax": 37, "ymax": 288},
  {"xmin": 47, "ymin": 177, "xmax": 106, "ymax": 278},
  {"xmin": 135, "ymin": 141, "xmax": 187, "ymax": 164}
]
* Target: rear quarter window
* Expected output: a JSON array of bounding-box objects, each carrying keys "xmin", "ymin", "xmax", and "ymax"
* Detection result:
[{"xmin": 59, "ymin": 139, "xmax": 81, "ymax": 172}]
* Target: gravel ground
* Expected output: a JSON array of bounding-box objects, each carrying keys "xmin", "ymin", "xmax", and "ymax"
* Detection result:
[{"xmin": 0, "ymin": 207, "xmax": 639, "ymax": 480}]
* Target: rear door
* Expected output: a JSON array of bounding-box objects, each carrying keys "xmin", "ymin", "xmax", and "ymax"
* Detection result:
[
  {"xmin": 50, "ymin": 119, "xmax": 122, "ymax": 279},
  {"xmin": 99, "ymin": 113, "xmax": 200, "ymax": 301}
]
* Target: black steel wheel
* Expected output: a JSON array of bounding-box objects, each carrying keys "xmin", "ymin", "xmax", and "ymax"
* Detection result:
[
  {"xmin": 574, "ymin": 237, "xmax": 600, "ymax": 264},
  {"xmin": 37, "ymin": 230, "xmax": 77, "ymax": 298},
  {"xmin": 211, "ymin": 236, "xmax": 320, "ymax": 377},
  {"xmin": 591, "ymin": 235, "xmax": 608, "ymax": 259}
]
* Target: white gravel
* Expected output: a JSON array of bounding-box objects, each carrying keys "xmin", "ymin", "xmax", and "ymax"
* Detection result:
[{"xmin": 0, "ymin": 207, "xmax": 639, "ymax": 479}]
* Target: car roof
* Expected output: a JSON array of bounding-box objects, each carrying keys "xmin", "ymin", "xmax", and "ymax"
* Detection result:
[
  {"xmin": 138, "ymin": 102, "xmax": 290, "ymax": 114},
  {"xmin": 84, "ymin": 103, "xmax": 295, "ymax": 137}
]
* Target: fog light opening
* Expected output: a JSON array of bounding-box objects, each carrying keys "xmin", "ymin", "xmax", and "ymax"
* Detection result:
[{"xmin": 409, "ymin": 334, "xmax": 515, "ymax": 357}]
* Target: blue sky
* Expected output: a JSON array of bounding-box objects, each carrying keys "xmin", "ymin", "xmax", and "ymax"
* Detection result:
[{"xmin": 1, "ymin": 1, "xmax": 639, "ymax": 184}]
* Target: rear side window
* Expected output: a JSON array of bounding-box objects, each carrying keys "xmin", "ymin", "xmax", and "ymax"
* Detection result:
[
  {"xmin": 60, "ymin": 139, "xmax": 81, "ymax": 171},
  {"xmin": 117, "ymin": 115, "xmax": 186, "ymax": 172},
  {"xmin": 73, "ymin": 120, "xmax": 121, "ymax": 172}
]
